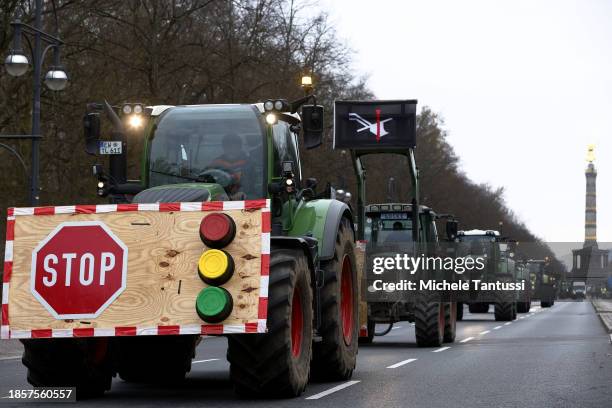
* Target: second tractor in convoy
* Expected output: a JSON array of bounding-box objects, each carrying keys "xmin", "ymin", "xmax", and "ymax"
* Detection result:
[{"xmin": 334, "ymin": 99, "xmax": 459, "ymax": 347}]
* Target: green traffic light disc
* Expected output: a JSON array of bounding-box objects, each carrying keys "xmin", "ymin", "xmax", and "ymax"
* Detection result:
[{"xmin": 196, "ymin": 286, "xmax": 233, "ymax": 323}]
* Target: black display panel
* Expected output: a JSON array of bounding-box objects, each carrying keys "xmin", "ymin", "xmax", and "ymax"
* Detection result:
[{"xmin": 333, "ymin": 100, "xmax": 417, "ymax": 150}]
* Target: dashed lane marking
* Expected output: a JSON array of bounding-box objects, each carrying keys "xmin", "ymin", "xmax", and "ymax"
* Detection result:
[
  {"xmin": 432, "ymin": 346, "xmax": 451, "ymax": 353},
  {"xmin": 305, "ymin": 381, "xmax": 361, "ymax": 400},
  {"xmin": 504, "ymin": 322, "xmax": 512, "ymax": 326},
  {"xmin": 387, "ymin": 358, "xmax": 417, "ymax": 368},
  {"xmin": 192, "ymin": 359, "xmax": 220, "ymax": 364},
  {"xmin": 493, "ymin": 326, "xmax": 502, "ymax": 330},
  {"xmin": 392, "ymin": 326, "xmax": 402, "ymax": 330},
  {"xmin": 519, "ymin": 316, "xmax": 525, "ymax": 319},
  {"xmin": 460, "ymin": 337, "xmax": 474, "ymax": 343},
  {"xmin": 479, "ymin": 330, "xmax": 490, "ymax": 335}
]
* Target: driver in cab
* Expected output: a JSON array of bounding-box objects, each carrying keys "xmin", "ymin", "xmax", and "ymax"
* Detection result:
[{"xmin": 208, "ymin": 133, "xmax": 248, "ymax": 199}]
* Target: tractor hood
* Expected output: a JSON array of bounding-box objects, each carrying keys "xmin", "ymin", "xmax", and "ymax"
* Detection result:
[{"xmin": 132, "ymin": 183, "xmax": 229, "ymax": 204}]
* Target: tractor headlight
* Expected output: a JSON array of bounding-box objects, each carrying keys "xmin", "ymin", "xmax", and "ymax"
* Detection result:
[
  {"xmin": 97, "ymin": 181, "xmax": 105, "ymax": 189},
  {"xmin": 128, "ymin": 115, "xmax": 144, "ymax": 129},
  {"xmin": 133, "ymin": 104, "xmax": 143, "ymax": 114},
  {"xmin": 273, "ymin": 100, "xmax": 284, "ymax": 111},
  {"xmin": 266, "ymin": 113, "xmax": 277, "ymax": 125},
  {"xmin": 122, "ymin": 105, "xmax": 132, "ymax": 114},
  {"xmin": 264, "ymin": 100, "xmax": 274, "ymax": 111}
]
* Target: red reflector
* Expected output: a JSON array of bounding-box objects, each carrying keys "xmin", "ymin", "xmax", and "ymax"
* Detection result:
[{"xmin": 199, "ymin": 213, "xmax": 236, "ymax": 248}]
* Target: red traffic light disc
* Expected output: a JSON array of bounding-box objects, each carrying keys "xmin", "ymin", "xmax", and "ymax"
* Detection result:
[{"xmin": 199, "ymin": 213, "xmax": 236, "ymax": 248}]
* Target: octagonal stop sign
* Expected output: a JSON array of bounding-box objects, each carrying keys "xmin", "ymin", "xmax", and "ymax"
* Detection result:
[{"xmin": 31, "ymin": 221, "xmax": 128, "ymax": 319}]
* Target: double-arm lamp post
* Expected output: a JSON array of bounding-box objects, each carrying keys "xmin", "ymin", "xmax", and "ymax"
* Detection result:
[{"xmin": 2, "ymin": 0, "xmax": 68, "ymax": 206}]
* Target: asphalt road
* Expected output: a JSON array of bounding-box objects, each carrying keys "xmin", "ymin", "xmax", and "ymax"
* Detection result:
[{"xmin": 1, "ymin": 301, "xmax": 610, "ymax": 407}]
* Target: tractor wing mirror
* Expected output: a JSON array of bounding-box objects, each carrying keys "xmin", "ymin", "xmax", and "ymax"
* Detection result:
[
  {"xmin": 83, "ymin": 113, "xmax": 101, "ymax": 155},
  {"xmin": 301, "ymin": 104, "xmax": 324, "ymax": 149}
]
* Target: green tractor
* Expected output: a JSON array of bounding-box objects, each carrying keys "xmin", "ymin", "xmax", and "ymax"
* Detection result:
[
  {"xmin": 526, "ymin": 259, "xmax": 557, "ymax": 307},
  {"xmin": 455, "ymin": 230, "xmax": 519, "ymax": 321},
  {"xmin": 334, "ymin": 99, "xmax": 459, "ymax": 347},
  {"xmin": 21, "ymin": 95, "xmax": 359, "ymax": 397}
]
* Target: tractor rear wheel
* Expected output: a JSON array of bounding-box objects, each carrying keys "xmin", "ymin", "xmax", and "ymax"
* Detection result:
[
  {"xmin": 311, "ymin": 218, "xmax": 358, "ymax": 381},
  {"xmin": 22, "ymin": 338, "xmax": 112, "ymax": 399},
  {"xmin": 415, "ymin": 294, "xmax": 445, "ymax": 347},
  {"xmin": 113, "ymin": 335, "xmax": 198, "ymax": 384},
  {"xmin": 494, "ymin": 302, "xmax": 514, "ymax": 321},
  {"xmin": 517, "ymin": 301, "xmax": 531, "ymax": 313},
  {"xmin": 227, "ymin": 249, "xmax": 312, "ymax": 397},
  {"xmin": 443, "ymin": 302, "xmax": 457, "ymax": 343}
]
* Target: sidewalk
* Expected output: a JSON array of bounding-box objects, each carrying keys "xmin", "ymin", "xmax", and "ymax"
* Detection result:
[
  {"xmin": 591, "ymin": 299, "xmax": 612, "ymax": 342},
  {"xmin": 0, "ymin": 340, "xmax": 22, "ymax": 360}
]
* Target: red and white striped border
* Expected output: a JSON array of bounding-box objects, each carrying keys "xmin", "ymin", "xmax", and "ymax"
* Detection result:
[{"xmin": 1, "ymin": 199, "xmax": 270, "ymax": 339}]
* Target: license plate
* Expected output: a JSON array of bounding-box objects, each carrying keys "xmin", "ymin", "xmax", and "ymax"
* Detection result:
[{"xmin": 99, "ymin": 141, "xmax": 122, "ymax": 155}]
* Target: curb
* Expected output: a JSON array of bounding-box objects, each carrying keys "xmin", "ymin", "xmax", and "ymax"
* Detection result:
[{"xmin": 591, "ymin": 301, "xmax": 612, "ymax": 342}]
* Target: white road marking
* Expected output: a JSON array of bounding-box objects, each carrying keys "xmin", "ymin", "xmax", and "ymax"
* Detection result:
[
  {"xmin": 433, "ymin": 346, "xmax": 451, "ymax": 353},
  {"xmin": 392, "ymin": 326, "xmax": 402, "ymax": 330},
  {"xmin": 387, "ymin": 358, "xmax": 417, "ymax": 368},
  {"xmin": 479, "ymin": 330, "xmax": 490, "ymax": 335},
  {"xmin": 305, "ymin": 380, "xmax": 361, "ymax": 400},
  {"xmin": 192, "ymin": 358, "xmax": 220, "ymax": 364},
  {"xmin": 0, "ymin": 355, "xmax": 21, "ymax": 361},
  {"xmin": 460, "ymin": 337, "xmax": 474, "ymax": 343},
  {"xmin": 519, "ymin": 316, "xmax": 525, "ymax": 319},
  {"xmin": 493, "ymin": 325, "xmax": 502, "ymax": 330},
  {"xmin": 504, "ymin": 322, "xmax": 512, "ymax": 326}
]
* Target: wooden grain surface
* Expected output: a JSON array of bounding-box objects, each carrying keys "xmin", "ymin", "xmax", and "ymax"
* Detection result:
[{"xmin": 8, "ymin": 209, "xmax": 264, "ymax": 330}]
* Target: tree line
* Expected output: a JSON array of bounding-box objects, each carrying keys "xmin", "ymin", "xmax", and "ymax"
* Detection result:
[{"xmin": 0, "ymin": 0, "xmax": 561, "ymax": 270}]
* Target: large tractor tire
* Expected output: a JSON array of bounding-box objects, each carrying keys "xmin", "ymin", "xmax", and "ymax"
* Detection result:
[
  {"xmin": 415, "ymin": 294, "xmax": 445, "ymax": 347},
  {"xmin": 517, "ymin": 301, "xmax": 531, "ymax": 313},
  {"xmin": 113, "ymin": 335, "xmax": 198, "ymax": 384},
  {"xmin": 494, "ymin": 302, "xmax": 515, "ymax": 321},
  {"xmin": 456, "ymin": 302, "xmax": 464, "ymax": 321},
  {"xmin": 443, "ymin": 302, "xmax": 457, "ymax": 343},
  {"xmin": 22, "ymin": 338, "xmax": 112, "ymax": 399},
  {"xmin": 469, "ymin": 303, "xmax": 489, "ymax": 314},
  {"xmin": 227, "ymin": 249, "xmax": 312, "ymax": 397},
  {"xmin": 359, "ymin": 318, "xmax": 375, "ymax": 344},
  {"xmin": 311, "ymin": 218, "xmax": 358, "ymax": 381}
]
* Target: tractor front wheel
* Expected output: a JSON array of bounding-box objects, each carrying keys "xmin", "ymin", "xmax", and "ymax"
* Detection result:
[
  {"xmin": 113, "ymin": 335, "xmax": 198, "ymax": 384},
  {"xmin": 311, "ymin": 218, "xmax": 358, "ymax": 381},
  {"xmin": 22, "ymin": 338, "xmax": 112, "ymax": 399},
  {"xmin": 415, "ymin": 294, "xmax": 445, "ymax": 347},
  {"xmin": 227, "ymin": 248, "xmax": 312, "ymax": 397}
]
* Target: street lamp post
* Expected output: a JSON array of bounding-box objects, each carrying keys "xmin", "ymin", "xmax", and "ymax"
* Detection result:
[{"xmin": 1, "ymin": 0, "xmax": 68, "ymax": 206}]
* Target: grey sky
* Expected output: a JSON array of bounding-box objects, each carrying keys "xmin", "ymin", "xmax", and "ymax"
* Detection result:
[{"xmin": 320, "ymin": 0, "xmax": 612, "ymax": 242}]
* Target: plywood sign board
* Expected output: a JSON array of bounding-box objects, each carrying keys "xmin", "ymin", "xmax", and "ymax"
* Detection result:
[{"xmin": 1, "ymin": 200, "xmax": 270, "ymax": 339}]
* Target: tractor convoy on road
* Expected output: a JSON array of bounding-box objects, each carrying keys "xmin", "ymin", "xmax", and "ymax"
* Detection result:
[{"xmin": 0, "ymin": 81, "xmax": 556, "ymax": 399}]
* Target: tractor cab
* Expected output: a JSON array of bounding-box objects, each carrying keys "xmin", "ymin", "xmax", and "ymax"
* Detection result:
[
  {"xmin": 364, "ymin": 203, "xmax": 442, "ymax": 250},
  {"xmin": 83, "ymin": 100, "xmax": 323, "ymax": 206}
]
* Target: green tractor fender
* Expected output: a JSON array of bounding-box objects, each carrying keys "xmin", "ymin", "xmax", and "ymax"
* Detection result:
[{"xmin": 288, "ymin": 199, "xmax": 354, "ymax": 261}]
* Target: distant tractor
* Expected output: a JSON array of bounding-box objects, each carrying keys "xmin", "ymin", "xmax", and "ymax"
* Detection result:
[
  {"xmin": 455, "ymin": 230, "xmax": 519, "ymax": 321},
  {"xmin": 333, "ymin": 99, "xmax": 459, "ymax": 347},
  {"xmin": 527, "ymin": 259, "xmax": 558, "ymax": 307},
  {"xmin": 2, "ymin": 90, "xmax": 360, "ymax": 398}
]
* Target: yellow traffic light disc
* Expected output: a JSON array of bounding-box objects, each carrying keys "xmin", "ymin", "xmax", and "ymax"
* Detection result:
[{"xmin": 198, "ymin": 249, "xmax": 234, "ymax": 285}]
